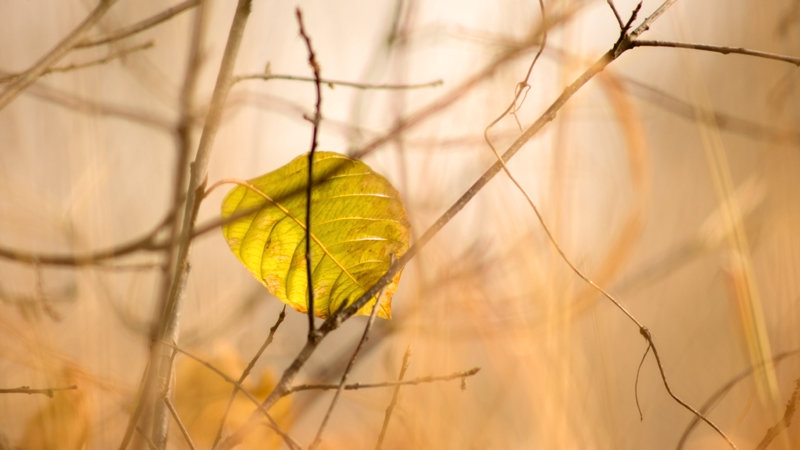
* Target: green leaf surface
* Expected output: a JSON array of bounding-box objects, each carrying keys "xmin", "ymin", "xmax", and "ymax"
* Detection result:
[{"xmin": 221, "ymin": 152, "xmax": 409, "ymax": 319}]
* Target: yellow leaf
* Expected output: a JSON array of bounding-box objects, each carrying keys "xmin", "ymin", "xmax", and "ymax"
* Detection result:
[{"xmin": 221, "ymin": 152, "xmax": 409, "ymax": 319}]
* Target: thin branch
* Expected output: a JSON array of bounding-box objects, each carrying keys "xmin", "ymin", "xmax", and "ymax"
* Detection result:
[
  {"xmin": 629, "ymin": 0, "xmax": 679, "ymax": 39},
  {"xmin": 0, "ymin": 0, "xmax": 118, "ymax": 110},
  {"xmin": 634, "ymin": 343, "xmax": 651, "ymax": 420},
  {"xmin": 632, "ymin": 39, "xmax": 800, "ymax": 66},
  {"xmin": 76, "ymin": 0, "xmax": 200, "ymax": 48},
  {"xmin": 756, "ymin": 377, "xmax": 800, "ymax": 450},
  {"xmin": 0, "ymin": 213, "xmax": 170, "ymax": 266},
  {"xmin": 607, "ymin": 0, "xmax": 624, "ymax": 28},
  {"xmin": 170, "ymin": 346, "xmax": 301, "ymax": 450},
  {"xmin": 375, "ymin": 347, "xmax": 412, "ymax": 450},
  {"xmin": 285, "ymin": 367, "xmax": 481, "ymax": 396},
  {"xmin": 0, "ymin": 41, "xmax": 154, "ymax": 83},
  {"xmin": 0, "ymin": 385, "xmax": 78, "ymax": 397},
  {"xmin": 164, "ymin": 397, "xmax": 197, "ymax": 450},
  {"xmin": 310, "ymin": 290, "xmax": 383, "ymax": 449},
  {"xmin": 296, "ymin": 7, "xmax": 323, "ymax": 339},
  {"xmin": 235, "ymin": 72, "xmax": 442, "ymax": 90},
  {"xmin": 20, "ymin": 81, "xmax": 174, "ymax": 132},
  {"xmin": 677, "ymin": 348, "xmax": 800, "ymax": 449},
  {"xmin": 210, "ymin": 307, "xmax": 287, "ymax": 448},
  {"xmin": 642, "ymin": 328, "xmax": 736, "ymax": 449}
]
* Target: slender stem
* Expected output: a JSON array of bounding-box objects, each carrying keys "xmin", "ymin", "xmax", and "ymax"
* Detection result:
[
  {"xmin": 296, "ymin": 7, "xmax": 322, "ymax": 337},
  {"xmin": 632, "ymin": 39, "xmax": 800, "ymax": 66}
]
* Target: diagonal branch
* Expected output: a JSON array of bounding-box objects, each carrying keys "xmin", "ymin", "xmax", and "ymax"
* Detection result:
[{"xmin": 0, "ymin": 0, "xmax": 118, "ymax": 110}]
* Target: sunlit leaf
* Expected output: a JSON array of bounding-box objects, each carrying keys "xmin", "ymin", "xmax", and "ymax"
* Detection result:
[{"xmin": 221, "ymin": 152, "xmax": 409, "ymax": 319}]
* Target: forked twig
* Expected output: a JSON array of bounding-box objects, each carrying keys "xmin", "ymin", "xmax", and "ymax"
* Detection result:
[
  {"xmin": 309, "ymin": 289, "xmax": 383, "ymax": 449},
  {"xmin": 170, "ymin": 345, "xmax": 301, "ymax": 450},
  {"xmin": 210, "ymin": 307, "xmax": 287, "ymax": 448}
]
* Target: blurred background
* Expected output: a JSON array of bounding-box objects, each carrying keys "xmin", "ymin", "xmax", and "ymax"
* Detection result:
[{"xmin": 1, "ymin": 0, "xmax": 799, "ymax": 448}]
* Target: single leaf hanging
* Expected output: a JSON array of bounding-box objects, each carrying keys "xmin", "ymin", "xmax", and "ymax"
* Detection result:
[{"xmin": 221, "ymin": 152, "xmax": 409, "ymax": 319}]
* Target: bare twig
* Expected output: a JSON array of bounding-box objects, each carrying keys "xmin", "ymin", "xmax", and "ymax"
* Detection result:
[
  {"xmin": 0, "ymin": 41, "xmax": 154, "ymax": 83},
  {"xmin": 285, "ymin": 367, "xmax": 480, "ymax": 396},
  {"xmin": 235, "ymin": 73, "xmax": 442, "ymax": 90},
  {"xmin": 210, "ymin": 307, "xmax": 287, "ymax": 448},
  {"xmin": 310, "ymin": 290, "xmax": 383, "ymax": 449},
  {"xmin": 0, "ymin": 213, "xmax": 170, "ymax": 266},
  {"xmin": 0, "ymin": 0, "xmax": 118, "ymax": 110},
  {"xmin": 0, "ymin": 385, "xmax": 78, "ymax": 397},
  {"xmin": 632, "ymin": 40, "xmax": 800, "ymax": 66},
  {"xmin": 375, "ymin": 347, "xmax": 412, "ymax": 450},
  {"xmin": 296, "ymin": 7, "xmax": 323, "ymax": 338},
  {"xmin": 76, "ymin": 0, "xmax": 200, "ymax": 48},
  {"xmin": 164, "ymin": 397, "xmax": 197, "ymax": 450}
]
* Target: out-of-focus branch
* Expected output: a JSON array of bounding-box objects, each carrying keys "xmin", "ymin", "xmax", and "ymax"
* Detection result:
[
  {"xmin": 76, "ymin": 0, "xmax": 200, "ymax": 48},
  {"xmin": 0, "ymin": 41, "xmax": 154, "ymax": 83},
  {"xmin": 0, "ymin": 0, "xmax": 118, "ymax": 110}
]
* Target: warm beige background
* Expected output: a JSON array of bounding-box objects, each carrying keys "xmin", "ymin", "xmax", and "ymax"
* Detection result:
[{"xmin": 1, "ymin": 0, "xmax": 799, "ymax": 449}]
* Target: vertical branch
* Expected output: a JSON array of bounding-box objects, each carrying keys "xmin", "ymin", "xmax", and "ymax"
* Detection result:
[
  {"xmin": 310, "ymin": 291, "xmax": 384, "ymax": 449},
  {"xmin": 296, "ymin": 8, "xmax": 323, "ymax": 338},
  {"xmin": 122, "ymin": 1, "xmax": 253, "ymax": 449}
]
